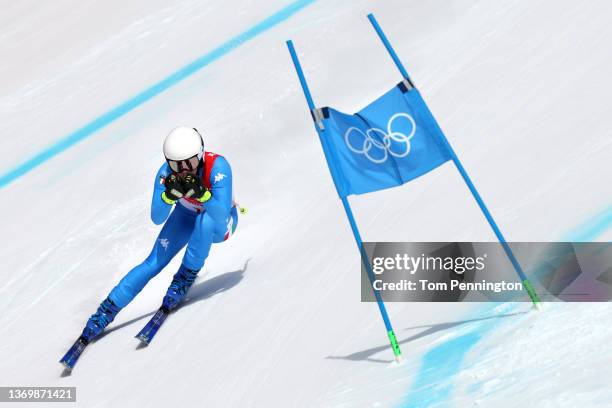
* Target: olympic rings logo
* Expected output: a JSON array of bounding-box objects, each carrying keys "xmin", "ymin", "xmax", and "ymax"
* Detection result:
[{"xmin": 344, "ymin": 112, "xmax": 416, "ymax": 164}]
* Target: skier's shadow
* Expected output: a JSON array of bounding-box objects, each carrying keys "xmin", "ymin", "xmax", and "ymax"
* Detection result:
[
  {"xmin": 59, "ymin": 261, "xmax": 249, "ymax": 376},
  {"xmin": 325, "ymin": 310, "xmax": 527, "ymax": 364},
  {"xmin": 100, "ymin": 259, "xmax": 250, "ymax": 339}
]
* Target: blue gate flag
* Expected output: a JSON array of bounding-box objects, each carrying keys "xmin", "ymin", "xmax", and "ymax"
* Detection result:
[{"xmin": 316, "ymin": 82, "xmax": 451, "ymax": 198}]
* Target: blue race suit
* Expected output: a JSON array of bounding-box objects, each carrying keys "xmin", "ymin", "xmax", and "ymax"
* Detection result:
[{"xmin": 107, "ymin": 153, "xmax": 237, "ymax": 308}]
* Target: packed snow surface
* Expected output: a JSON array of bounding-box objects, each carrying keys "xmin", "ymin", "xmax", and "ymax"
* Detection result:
[{"xmin": 0, "ymin": 0, "xmax": 610, "ymax": 406}]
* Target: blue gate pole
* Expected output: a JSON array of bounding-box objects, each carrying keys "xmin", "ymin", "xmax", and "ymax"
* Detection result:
[
  {"xmin": 367, "ymin": 13, "xmax": 540, "ymax": 306},
  {"xmin": 286, "ymin": 40, "xmax": 403, "ymax": 360}
]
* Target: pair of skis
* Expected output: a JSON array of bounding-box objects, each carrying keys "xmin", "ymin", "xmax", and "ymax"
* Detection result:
[{"xmin": 60, "ymin": 306, "xmax": 171, "ymax": 371}]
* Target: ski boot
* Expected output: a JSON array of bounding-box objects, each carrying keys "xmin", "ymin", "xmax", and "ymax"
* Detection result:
[
  {"xmin": 161, "ymin": 264, "xmax": 200, "ymax": 312},
  {"xmin": 80, "ymin": 297, "xmax": 121, "ymax": 343}
]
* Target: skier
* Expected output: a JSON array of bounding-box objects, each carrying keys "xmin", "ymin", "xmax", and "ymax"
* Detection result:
[{"xmin": 76, "ymin": 126, "xmax": 240, "ymax": 344}]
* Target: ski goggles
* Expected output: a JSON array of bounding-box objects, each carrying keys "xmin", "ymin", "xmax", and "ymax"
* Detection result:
[{"xmin": 166, "ymin": 155, "xmax": 200, "ymax": 173}]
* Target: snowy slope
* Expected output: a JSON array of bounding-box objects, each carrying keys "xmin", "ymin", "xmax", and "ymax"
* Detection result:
[{"xmin": 0, "ymin": 0, "xmax": 611, "ymax": 407}]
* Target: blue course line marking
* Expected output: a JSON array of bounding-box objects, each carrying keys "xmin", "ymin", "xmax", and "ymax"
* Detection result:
[
  {"xmin": 0, "ymin": 0, "xmax": 315, "ymax": 189},
  {"xmin": 564, "ymin": 206, "xmax": 612, "ymax": 242},
  {"xmin": 403, "ymin": 331, "xmax": 484, "ymax": 408},
  {"xmin": 401, "ymin": 210, "xmax": 612, "ymax": 407}
]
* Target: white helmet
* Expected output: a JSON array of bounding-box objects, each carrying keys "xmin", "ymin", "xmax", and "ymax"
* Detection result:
[
  {"xmin": 163, "ymin": 127, "xmax": 204, "ymax": 160},
  {"xmin": 163, "ymin": 127, "xmax": 204, "ymax": 172}
]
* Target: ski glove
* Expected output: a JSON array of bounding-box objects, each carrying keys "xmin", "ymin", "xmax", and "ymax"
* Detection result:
[
  {"xmin": 162, "ymin": 173, "xmax": 185, "ymax": 204},
  {"xmin": 183, "ymin": 174, "xmax": 211, "ymax": 203}
]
